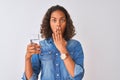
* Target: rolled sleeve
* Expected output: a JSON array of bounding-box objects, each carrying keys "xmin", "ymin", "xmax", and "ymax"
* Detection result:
[
  {"xmin": 68, "ymin": 40, "xmax": 84, "ymax": 80},
  {"xmin": 22, "ymin": 54, "xmax": 41, "ymax": 80},
  {"xmin": 74, "ymin": 64, "xmax": 84, "ymax": 77},
  {"xmin": 69, "ymin": 64, "xmax": 84, "ymax": 79},
  {"xmin": 22, "ymin": 73, "xmax": 38, "ymax": 80}
]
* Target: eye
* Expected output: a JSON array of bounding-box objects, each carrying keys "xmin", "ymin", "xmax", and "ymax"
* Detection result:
[
  {"xmin": 60, "ymin": 18, "xmax": 66, "ymax": 23},
  {"xmin": 51, "ymin": 19, "xmax": 56, "ymax": 23}
]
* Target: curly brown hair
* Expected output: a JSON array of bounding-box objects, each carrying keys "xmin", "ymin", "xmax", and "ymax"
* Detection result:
[{"xmin": 40, "ymin": 5, "xmax": 76, "ymax": 41}]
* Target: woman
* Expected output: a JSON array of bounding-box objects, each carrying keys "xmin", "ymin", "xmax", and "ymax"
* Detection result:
[{"xmin": 22, "ymin": 5, "xmax": 84, "ymax": 80}]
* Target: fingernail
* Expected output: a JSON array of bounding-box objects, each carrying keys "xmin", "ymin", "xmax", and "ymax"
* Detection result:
[
  {"xmin": 37, "ymin": 48, "xmax": 40, "ymax": 50},
  {"xmin": 58, "ymin": 27, "xmax": 60, "ymax": 29}
]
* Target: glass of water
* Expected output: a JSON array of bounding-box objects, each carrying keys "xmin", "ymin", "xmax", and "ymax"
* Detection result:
[{"xmin": 30, "ymin": 34, "xmax": 41, "ymax": 45}]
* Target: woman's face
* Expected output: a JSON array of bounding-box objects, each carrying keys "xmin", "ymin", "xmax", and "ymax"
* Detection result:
[{"xmin": 50, "ymin": 10, "xmax": 66, "ymax": 35}]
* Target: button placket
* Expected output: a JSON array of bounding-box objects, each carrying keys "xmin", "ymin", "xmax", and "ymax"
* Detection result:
[{"xmin": 55, "ymin": 52, "xmax": 60, "ymax": 79}]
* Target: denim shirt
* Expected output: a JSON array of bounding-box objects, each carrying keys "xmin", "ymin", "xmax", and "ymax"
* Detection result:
[{"xmin": 22, "ymin": 38, "xmax": 84, "ymax": 80}]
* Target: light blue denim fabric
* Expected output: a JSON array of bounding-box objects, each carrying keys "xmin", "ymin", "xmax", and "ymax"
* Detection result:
[{"xmin": 22, "ymin": 38, "xmax": 84, "ymax": 80}]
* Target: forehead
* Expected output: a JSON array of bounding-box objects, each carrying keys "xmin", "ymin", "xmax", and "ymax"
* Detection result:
[{"xmin": 51, "ymin": 10, "xmax": 66, "ymax": 19}]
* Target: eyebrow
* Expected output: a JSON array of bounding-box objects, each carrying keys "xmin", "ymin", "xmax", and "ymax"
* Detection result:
[{"xmin": 50, "ymin": 17, "xmax": 66, "ymax": 19}]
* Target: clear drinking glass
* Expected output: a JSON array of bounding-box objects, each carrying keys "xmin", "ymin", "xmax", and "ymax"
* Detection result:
[{"xmin": 30, "ymin": 34, "xmax": 40, "ymax": 45}]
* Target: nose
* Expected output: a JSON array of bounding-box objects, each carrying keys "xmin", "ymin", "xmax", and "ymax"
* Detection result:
[{"xmin": 56, "ymin": 20, "xmax": 61, "ymax": 27}]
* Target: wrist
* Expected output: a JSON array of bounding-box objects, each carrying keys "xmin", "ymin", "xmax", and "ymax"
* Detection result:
[
  {"xmin": 25, "ymin": 53, "xmax": 32, "ymax": 60},
  {"xmin": 60, "ymin": 52, "xmax": 69, "ymax": 60},
  {"xmin": 60, "ymin": 48, "xmax": 70, "ymax": 60},
  {"xmin": 59, "ymin": 48, "xmax": 68, "ymax": 54}
]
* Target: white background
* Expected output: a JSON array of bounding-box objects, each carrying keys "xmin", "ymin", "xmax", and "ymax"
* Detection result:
[{"xmin": 0, "ymin": 0, "xmax": 120, "ymax": 80}]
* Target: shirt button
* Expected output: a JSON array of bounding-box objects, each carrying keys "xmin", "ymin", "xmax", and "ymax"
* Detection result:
[
  {"xmin": 56, "ymin": 64, "xmax": 59, "ymax": 66},
  {"xmin": 48, "ymin": 51, "xmax": 51, "ymax": 54},
  {"xmin": 56, "ymin": 74, "xmax": 59, "ymax": 76},
  {"xmin": 56, "ymin": 53, "xmax": 58, "ymax": 56}
]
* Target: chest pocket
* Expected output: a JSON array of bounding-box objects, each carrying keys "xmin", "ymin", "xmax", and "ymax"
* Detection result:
[{"xmin": 39, "ymin": 50, "xmax": 53, "ymax": 61}]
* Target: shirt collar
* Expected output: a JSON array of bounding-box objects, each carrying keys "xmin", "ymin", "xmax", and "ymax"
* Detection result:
[{"xmin": 47, "ymin": 37, "xmax": 53, "ymax": 44}]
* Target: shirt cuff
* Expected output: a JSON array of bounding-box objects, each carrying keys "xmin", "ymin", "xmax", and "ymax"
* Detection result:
[
  {"xmin": 69, "ymin": 64, "xmax": 84, "ymax": 79},
  {"xmin": 22, "ymin": 73, "xmax": 38, "ymax": 80}
]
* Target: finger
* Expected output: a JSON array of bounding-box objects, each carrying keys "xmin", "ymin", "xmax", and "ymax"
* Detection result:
[
  {"xmin": 59, "ymin": 29, "xmax": 62, "ymax": 39},
  {"xmin": 55, "ymin": 30, "xmax": 58, "ymax": 41},
  {"xmin": 58, "ymin": 27, "xmax": 62, "ymax": 40},
  {"xmin": 52, "ymin": 33, "xmax": 56, "ymax": 41},
  {"xmin": 27, "ymin": 44, "xmax": 33, "ymax": 47},
  {"xmin": 56, "ymin": 28, "xmax": 60, "ymax": 41},
  {"xmin": 32, "ymin": 43, "xmax": 38, "ymax": 46},
  {"xmin": 26, "ymin": 45, "xmax": 40, "ymax": 55},
  {"xmin": 35, "ymin": 50, "xmax": 40, "ymax": 54},
  {"xmin": 35, "ymin": 46, "xmax": 40, "ymax": 51},
  {"xmin": 35, "ymin": 44, "xmax": 40, "ymax": 48},
  {"xmin": 28, "ymin": 49, "xmax": 36, "ymax": 54},
  {"xmin": 55, "ymin": 29, "xmax": 58, "ymax": 41},
  {"xmin": 27, "ymin": 44, "xmax": 35, "ymax": 50},
  {"xmin": 31, "ymin": 44, "xmax": 40, "ymax": 51},
  {"xmin": 29, "ymin": 49, "xmax": 40, "ymax": 54},
  {"xmin": 27, "ymin": 45, "xmax": 40, "ymax": 51},
  {"xmin": 28, "ymin": 46, "xmax": 35, "ymax": 50},
  {"xmin": 28, "ymin": 43, "xmax": 37, "ymax": 47},
  {"xmin": 36, "ymin": 45, "xmax": 40, "ymax": 49},
  {"xmin": 57, "ymin": 29, "xmax": 60, "ymax": 40}
]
